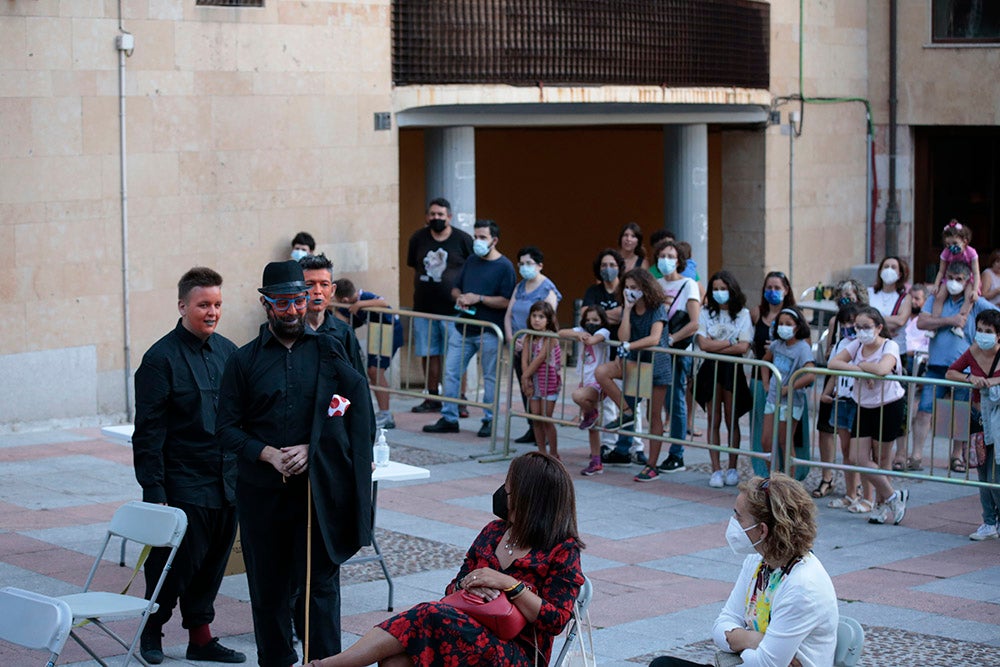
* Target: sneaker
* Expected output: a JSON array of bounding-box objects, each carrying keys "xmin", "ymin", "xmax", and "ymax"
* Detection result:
[
  {"xmin": 459, "ymin": 395, "xmax": 470, "ymax": 419},
  {"xmin": 724, "ymin": 468, "xmax": 740, "ymax": 486},
  {"xmin": 140, "ymin": 627, "xmax": 164, "ymax": 665},
  {"xmin": 604, "ymin": 412, "xmax": 635, "ymax": 430},
  {"xmin": 581, "ymin": 456, "xmax": 604, "ymax": 476},
  {"xmin": 709, "ymin": 470, "xmax": 724, "ymax": 488},
  {"xmin": 868, "ymin": 503, "xmax": 890, "ymax": 525},
  {"xmin": 657, "ymin": 455, "xmax": 686, "ymax": 473},
  {"xmin": 970, "ymin": 523, "xmax": 1000, "ymax": 541},
  {"xmin": 186, "ymin": 637, "xmax": 247, "ymax": 663},
  {"xmin": 578, "ymin": 410, "xmax": 599, "ymax": 430},
  {"xmin": 601, "ymin": 449, "xmax": 632, "ymax": 466},
  {"xmin": 411, "ymin": 398, "xmax": 442, "ymax": 413},
  {"xmin": 477, "ymin": 420, "xmax": 493, "ymax": 438},
  {"xmin": 422, "ymin": 417, "xmax": 459, "ymax": 433},
  {"xmin": 631, "ymin": 450, "xmax": 648, "ymax": 466},
  {"xmin": 375, "ymin": 412, "xmax": 395, "ymax": 430},
  {"xmin": 514, "ymin": 429, "xmax": 536, "ymax": 444},
  {"xmin": 889, "ymin": 489, "xmax": 909, "ymax": 525},
  {"xmin": 634, "ymin": 465, "xmax": 660, "ymax": 482}
]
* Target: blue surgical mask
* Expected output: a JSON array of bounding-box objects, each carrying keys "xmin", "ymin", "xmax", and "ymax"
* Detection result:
[
  {"xmin": 599, "ymin": 267, "xmax": 618, "ymax": 283},
  {"xmin": 976, "ymin": 331, "xmax": 998, "ymax": 351},
  {"xmin": 948, "ymin": 244, "xmax": 962, "ymax": 255},
  {"xmin": 473, "ymin": 239, "xmax": 491, "ymax": 257},
  {"xmin": 657, "ymin": 257, "xmax": 677, "ymax": 276},
  {"xmin": 519, "ymin": 264, "xmax": 538, "ymax": 281},
  {"xmin": 764, "ymin": 289, "xmax": 784, "ymax": 305},
  {"xmin": 841, "ymin": 325, "xmax": 856, "ymax": 340},
  {"xmin": 712, "ymin": 290, "xmax": 730, "ymax": 305},
  {"xmin": 290, "ymin": 248, "xmax": 308, "ymax": 262},
  {"xmin": 776, "ymin": 324, "xmax": 795, "ymax": 341}
]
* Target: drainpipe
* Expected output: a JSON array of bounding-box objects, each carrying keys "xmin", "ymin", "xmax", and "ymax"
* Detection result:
[
  {"xmin": 117, "ymin": 0, "xmax": 134, "ymax": 421},
  {"xmin": 884, "ymin": 0, "xmax": 900, "ymax": 258}
]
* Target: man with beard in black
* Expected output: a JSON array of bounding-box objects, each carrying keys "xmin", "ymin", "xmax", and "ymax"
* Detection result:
[{"xmin": 217, "ymin": 261, "xmax": 374, "ymax": 666}]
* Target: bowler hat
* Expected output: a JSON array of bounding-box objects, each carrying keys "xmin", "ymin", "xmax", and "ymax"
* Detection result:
[{"xmin": 258, "ymin": 260, "xmax": 308, "ymax": 295}]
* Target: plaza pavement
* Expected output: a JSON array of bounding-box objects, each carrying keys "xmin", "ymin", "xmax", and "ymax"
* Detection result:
[{"xmin": 1, "ymin": 395, "xmax": 999, "ymax": 666}]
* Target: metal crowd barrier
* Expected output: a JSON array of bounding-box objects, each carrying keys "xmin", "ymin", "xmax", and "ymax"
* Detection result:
[
  {"xmin": 786, "ymin": 366, "xmax": 1000, "ymax": 491},
  {"xmin": 354, "ymin": 306, "xmax": 506, "ymax": 454}
]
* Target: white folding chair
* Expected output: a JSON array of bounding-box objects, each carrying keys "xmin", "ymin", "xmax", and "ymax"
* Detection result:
[
  {"xmin": 59, "ymin": 501, "xmax": 187, "ymax": 667},
  {"xmin": 552, "ymin": 574, "xmax": 594, "ymax": 667},
  {"xmin": 834, "ymin": 616, "xmax": 865, "ymax": 667},
  {"xmin": 0, "ymin": 587, "xmax": 73, "ymax": 667}
]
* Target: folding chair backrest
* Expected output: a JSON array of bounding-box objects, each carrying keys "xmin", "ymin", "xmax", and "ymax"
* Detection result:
[
  {"xmin": 833, "ymin": 616, "xmax": 864, "ymax": 667},
  {"xmin": 0, "ymin": 587, "xmax": 72, "ymax": 655},
  {"xmin": 108, "ymin": 501, "xmax": 188, "ymax": 548},
  {"xmin": 552, "ymin": 574, "xmax": 594, "ymax": 667}
]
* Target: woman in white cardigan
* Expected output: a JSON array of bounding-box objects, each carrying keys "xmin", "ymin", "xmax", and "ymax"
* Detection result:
[{"xmin": 650, "ymin": 473, "xmax": 838, "ymax": 667}]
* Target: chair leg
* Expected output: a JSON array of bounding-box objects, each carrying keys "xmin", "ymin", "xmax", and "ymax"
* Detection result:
[
  {"xmin": 70, "ymin": 630, "xmax": 109, "ymax": 667},
  {"xmin": 89, "ymin": 618, "xmax": 152, "ymax": 667}
]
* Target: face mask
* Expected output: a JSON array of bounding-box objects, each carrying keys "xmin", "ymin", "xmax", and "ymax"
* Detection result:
[
  {"xmin": 428, "ymin": 218, "xmax": 447, "ymax": 233},
  {"xmin": 492, "ymin": 485, "xmax": 508, "ymax": 521},
  {"xmin": 713, "ymin": 290, "xmax": 730, "ymax": 305},
  {"xmin": 583, "ymin": 323, "xmax": 601, "ymax": 335},
  {"xmin": 657, "ymin": 257, "xmax": 677, "ymax": 276},
  {"xmin": 473, "ymin": 239, "xmax": 491, "ymax": 257},
  {"xmin": 725, "ymin": 516, "xmax": 762, "ymax": 556},
  {"xmin": 764, "ymin": 289, "xmax": 784, "ymax": 306},
  {"xmin": 948, "ymin": 244, "xmax": 962, "ymax": 255},
  {"xmin": 856, "ymin": 328, "xmax": 876, "ymax": 344},
  {"xmin": 290, "ymin": 248, "xmax": 308, "ymax": 262},
  {"xmin": 838, "ymin": 296, "xmax": 853, "ymax": 306},
  {"xmin": 599, "ymin": 267, "xmax": 618, "ymax": 283},
  {"xmin": 946, "ymin": 279, "xmax": 966, "ymax": 295},
  {"xmin": 624, "ymin": 288, "xmax": 643, "ymax": 304},
  {"xmin": 519, "ymin": 264, "xmax": 538, "ymax": 281},
  {"xmin": 880, "ymin": 267, "xmax": 899, "ymax": 285},
  {"xmin": 976, "ymin": 331, "xmax": 998, "ymax": 350},
  {"xmin": 776, "ymin": 324, "xmax": 795, "ymax": 341},
  {"xmin": 841, "ymin": 325, "xmax": 856, "ymax": 340}
]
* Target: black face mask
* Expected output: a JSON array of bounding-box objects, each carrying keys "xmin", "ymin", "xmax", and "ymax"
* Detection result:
[
  {"xmin": 428, "ymin": 218, "xmax": 447, "ymax": 233},
  {"xmin": 492, "ymin": 485, "xmax": 509, "ymax": 521},
  {"xmin": 583, "ymin": 323, "xmax": 601, "ymax": 335}
]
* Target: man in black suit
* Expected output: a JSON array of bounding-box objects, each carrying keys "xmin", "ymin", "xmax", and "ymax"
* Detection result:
[{"xmin": 217, "ymin": 261, "xmax": 373, "ymax": 666}]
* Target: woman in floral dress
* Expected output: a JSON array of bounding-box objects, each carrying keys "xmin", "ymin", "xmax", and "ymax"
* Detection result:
[{"xmin": 307, "ymin": 451, "xmax": 585, "ymax": 667}]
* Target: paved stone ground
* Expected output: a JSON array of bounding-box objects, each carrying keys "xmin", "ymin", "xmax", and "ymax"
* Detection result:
[{"xmin": 1, "ymin": 392, "xmax": 999, "ymax": 666}]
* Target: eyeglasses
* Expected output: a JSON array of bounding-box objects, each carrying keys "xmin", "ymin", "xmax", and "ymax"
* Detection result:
[{"xmin": 262, "ymin": 294, "xmax": 308, "ymax": 312}]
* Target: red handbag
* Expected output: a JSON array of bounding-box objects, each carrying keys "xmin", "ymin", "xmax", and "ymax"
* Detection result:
[{"xmin": 440, "ymin": 590, "xmax": 527, "ymax": 640}]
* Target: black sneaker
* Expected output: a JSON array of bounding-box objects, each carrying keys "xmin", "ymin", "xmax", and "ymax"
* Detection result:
[
  {"xmin": 631, "ymin": 450, "xmax": 648, "ymax": 466},
  {"xmin": 477, "ymin": 420, "xmax": 493, "ymax": 438},
  {"xmin": 140, "ymin": 626, "xmax": 164, "ymax": 665},
  {"xmin": 186, "ymin": 637, "xmax": 247, "ymax": 663},
  {"xmin": 513, "ymin": 430, "xmax": 536, "ymax": 444},
  {"xmin": 422, "ymin": 417, "xmax": 459, "ymax": 433},
  {"xmin": 411, "ymin": 399, "xmax": 442, "ymax": 413},
  {"xmin": 601, "ymin": 449, "xmax": 632, "ymax": 466},
  {"xmin": 657, "ymin": 455, "xmax": 686, "ymax": 473},
  {"xmin": 604, "ymin": 412, "xmax": 635, "ymax": 430}
]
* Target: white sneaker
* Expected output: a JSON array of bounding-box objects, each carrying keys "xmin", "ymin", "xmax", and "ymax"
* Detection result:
[
  {"xmin": 724, "ymin": 468, "xmax": 739, "ymax": 486},
  {"xmin": 709, "ymin": 470, "xmax": 724, "ymax": 488},
  {"xmin": 970, "ymin": 523, "xmax": 999, "ymax": 541},
  {"xmin": 890, "ymin": 489, "xmax": 909, "ymax": 525},
  {"xmin": 867, "ymin": 503, "xmax": 890, "ymax": 525}
]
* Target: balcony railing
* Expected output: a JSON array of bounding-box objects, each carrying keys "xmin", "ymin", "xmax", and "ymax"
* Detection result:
[{"xmin": 393, "ymin": 0, "xmax": 770, "ymax": 89}]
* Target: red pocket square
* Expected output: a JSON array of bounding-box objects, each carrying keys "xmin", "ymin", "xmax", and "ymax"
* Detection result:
[{"xmin": 328, "ymin": 394, "xmax": 351, "ymax": 417}]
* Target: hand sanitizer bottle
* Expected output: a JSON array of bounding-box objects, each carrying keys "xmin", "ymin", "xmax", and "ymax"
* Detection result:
[{"xmin": 374, "ymin": 428, "xmax": 390, "ymax": 467}]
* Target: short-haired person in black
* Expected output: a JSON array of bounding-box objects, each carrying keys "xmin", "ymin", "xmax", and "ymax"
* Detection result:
[
  {"xmin": 300, "ymin": 253, "xmax": 367, "ymax": 375},
  {"xmin": 133, "ymin": 267, "xmax": 245, "ymax": 664},
  {"xmin": 291, "ymin": 231, "xmax": 316, "ymax": 261},
  {"xmin": 217, "ymin": 261, "xmax": 375, "ymax": 666},
  {"xmin": 424, "ymin": 219, "xmax": 517, "ymax": 438}
]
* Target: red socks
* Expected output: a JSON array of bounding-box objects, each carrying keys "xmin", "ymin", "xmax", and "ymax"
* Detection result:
[{"xmin": 189, "ymin": 624, "xmax": 212, "ymax": 647}]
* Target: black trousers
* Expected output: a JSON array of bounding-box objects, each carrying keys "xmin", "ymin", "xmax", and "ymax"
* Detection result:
[
  {"xmin": 237, "ymin": 476, "xmax": 342, "ymax": 667},
  {"xmin": 649, "ymin": 657, "xmax": 711, "ymax": 667},
  {"xmin": 143, "ymin": 501, "xmax": 238, "ymax": 630}
]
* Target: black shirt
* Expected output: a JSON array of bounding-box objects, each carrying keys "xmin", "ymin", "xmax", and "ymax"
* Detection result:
[
  {"xmin": 313, "ymin": 311, "xmax": 366, "ymax": 376},
  {"xmin": 133, "ymin": 320, "xmax": 238, "ymax": 507},
  {"xmin": 583, "ymin": 283, "xmax": 621, "ymax": 357},
  {"xmin": 217, "ymin": 325, "xmax": 320, "ymax": 489},
  {"xmin": 407, "ymin": 226, "xmax": 474, "ymax": 314}
]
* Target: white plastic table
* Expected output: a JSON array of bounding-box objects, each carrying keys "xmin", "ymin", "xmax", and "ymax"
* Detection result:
[{"xmin": 100, "ymin": 425, "xmax": 428, "ymax": 610}]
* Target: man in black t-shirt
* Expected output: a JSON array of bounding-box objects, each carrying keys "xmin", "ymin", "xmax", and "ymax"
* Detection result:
[{"xmin": 406, "ymin": 198, "xmax": 474, "ymax": 412}]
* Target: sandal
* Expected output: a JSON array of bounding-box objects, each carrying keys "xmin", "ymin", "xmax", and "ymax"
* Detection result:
[
  {"xmin": 847, "ymin": 498, "xmax": 875, "ymax": 514},
  {"xmin": 891, "ymin": 460, "xmax": 905, "ymax": 472},
  {"xmin": 828, "ymin": 495, "xmax": 857, "ymax": 509},
  {"xmin": 950, "ymin": 457, "xmax": 967, "ymax": 473},
  {"xmin": 906, "ymin": 457, "xmax": 924, "ymax": 471},
  {"xmin": 812, "ymin": 478, "xmax": 834, "ymax": 498}
]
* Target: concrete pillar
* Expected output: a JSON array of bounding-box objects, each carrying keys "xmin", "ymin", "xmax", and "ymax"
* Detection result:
[
  {"xmin": 425, "ymin": 127, "xmax": 476, "ymax": 236},
  {"xmin": 663, "ymin": 124, "xmax": 709, "ymax": 286}
]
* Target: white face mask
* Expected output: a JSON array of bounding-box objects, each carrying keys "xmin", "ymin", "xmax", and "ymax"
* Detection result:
[
  {"xmin": 725, "ymin": 516, "xmax": 763, "ymax": 556},
  {"xmin": 975, "ymin": 331, "xmax": 998, "ymax": 350},
  {"xmin": 473, "ymin": 239, "xmax": 491, "ymax": 257},
  {"xmin": 856, "ymin": 328, "xmax": 877, "ymax": 344},
  {"xmin": 624, "ymin": 288, "xmax": 643, "ymax": 304},
  {"xmin": 880, "ymin": 267, "xmax": 899, "ymax": 285},
  {"xmin": 776, "ymin": 324, "xmax": 795, "ymax": 341},
  {"xmin": 290, "ymin": 248, "xmax": 308, "ymax": 262},
  {"xmin": 946, "ymin": 279, "xmax": 966, "ymax": 296}
]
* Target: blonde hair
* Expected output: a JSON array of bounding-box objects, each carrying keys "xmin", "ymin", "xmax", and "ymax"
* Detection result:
[{"xmin": 740, "ymin": 473, "xmax": 817, "ymax": 565}]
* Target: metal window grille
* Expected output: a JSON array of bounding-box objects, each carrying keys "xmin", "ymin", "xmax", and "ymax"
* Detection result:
[
  {"xmin": 196, "ymin": 0, "xmax": 264, "ymax": 7},
  {"xmin": 393, "ymin": 0, "xmax": 770, "ymax": 88}
]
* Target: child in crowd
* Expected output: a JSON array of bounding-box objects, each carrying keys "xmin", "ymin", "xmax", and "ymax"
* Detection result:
[
  {"xmin": 904, "ymin": 283, "xmax": 931, "ymax": 375},
  {"xmin": 333, "ymin": 279, "xmax": 403, "ymax": 430},
  {"xmin": 930, "ymin": 220, "xmax": 982, "ymax": 331},
  {"xmin": 759, "ymin": 307, "xmax": 815, "ymax": 477},
  {"xmin": 521, "ymin": 301, "xmax": 562, "ymax": 458},
  {"xmin": 559, "ymin": 305, "xmax": 612, "ymax": 475}
]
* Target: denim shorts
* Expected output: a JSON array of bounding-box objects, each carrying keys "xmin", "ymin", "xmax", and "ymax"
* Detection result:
[
  {"xmin": 412, "ymin": 317, "xmax": 445, "ymax": 357},
  {"xmin": 918, "ymin": 364, "xmax": 970, "ymax": 414},
  {"xmin": 764, "ymin": 402, "xmax": 804, "ymax": 422}
]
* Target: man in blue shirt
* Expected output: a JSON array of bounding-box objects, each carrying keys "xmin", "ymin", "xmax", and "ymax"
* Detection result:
[
  {"xmin": 911, "ymin": 260, "xmax": 999, "ymax": 471},
  {"xmin": 423, "ymin": 219, "xmax": 516, "ymax": 438}
]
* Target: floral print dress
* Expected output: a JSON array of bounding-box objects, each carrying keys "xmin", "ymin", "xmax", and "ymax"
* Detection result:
[{"xmin": 377, "ymin": 520, "xmax": 584, "ymax": 666}]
